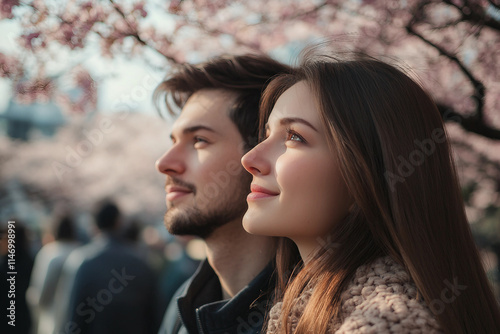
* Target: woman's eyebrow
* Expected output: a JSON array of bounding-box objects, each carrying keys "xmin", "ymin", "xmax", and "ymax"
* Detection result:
[{"xmin": 279, "ymin": 117, "xmax": 318, "ymax": 132}]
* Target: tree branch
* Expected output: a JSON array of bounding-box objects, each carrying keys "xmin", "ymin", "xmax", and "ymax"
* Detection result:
[
  {"xmin": 442, "ymin": 0, "xmax": 500, "ymax": 32},
  {"xmin": 176, "ymin": 15, "xmax": 263, "ymax": 51},
  {"xmin": 108, "ymin": 0, "xmax": 179, "ymax": 64},
  {"xmin": 406, "ymin": 24, "xmax": 485, "ymax": 121},
  {"xmin": 403, "ymin": 1, "xmax": 499, "ymax": 140},
  {"xmin": 437, "ymin": 103, "xmax": 500, "ymax": 140}
]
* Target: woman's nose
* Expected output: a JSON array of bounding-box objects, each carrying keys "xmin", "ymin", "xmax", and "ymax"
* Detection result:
[{"xmin": 241, "ymin": 141, "xmax": 271, "ymax": 176}]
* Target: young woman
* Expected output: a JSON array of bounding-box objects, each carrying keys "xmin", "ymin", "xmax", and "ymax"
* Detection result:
[{"xmin": 241, "ymin": 53, "xmax": 500, "ymax": 333}]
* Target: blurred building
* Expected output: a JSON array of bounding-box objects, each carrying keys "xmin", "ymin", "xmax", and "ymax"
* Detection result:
[{"xmin": 0, "ymin": 98, "xmax": 66, "ymax": 141}]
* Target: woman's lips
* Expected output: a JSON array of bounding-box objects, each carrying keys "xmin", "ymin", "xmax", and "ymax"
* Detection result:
[{"xmin": 247, "ymin": 184, "xmax": 279, "ymax": 201}]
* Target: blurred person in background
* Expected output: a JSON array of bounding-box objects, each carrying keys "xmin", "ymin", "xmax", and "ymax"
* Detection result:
[
  {"xmin": 121, "ymin": 217, "xmax": 151, "ymax": 261},
  {"xmin": 154, "ymin": 53, "xmax": 291, "ymax": 334},
  {"xmin": 0, "ymin": 219, "xmax": 34, "ymax": 334},
  {"xmin": 27, "ymin": 213, "xmax": 80, "ymax": 334},
  {"xmin": 55, "ymin": 200, "xmax": 157, "ymax": 334},
  {"xmin": 155, "ymin": 236, "xmax": 200, "ymax": 326}
]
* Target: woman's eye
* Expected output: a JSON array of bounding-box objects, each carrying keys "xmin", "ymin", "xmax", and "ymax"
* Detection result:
[{"xmin": 286, "ymin": 130, "xmax": 305, "ymax": 143}]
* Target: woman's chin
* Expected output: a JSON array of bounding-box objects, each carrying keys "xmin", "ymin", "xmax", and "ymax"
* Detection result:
[{"xmin": 242, "ymin": 212, "xmax": 265, "ymax": 235}]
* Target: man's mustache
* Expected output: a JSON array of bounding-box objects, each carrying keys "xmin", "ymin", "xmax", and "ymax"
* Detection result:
[{"xmin": 166, "ymin": 177, "xmax": 197, "ymax": 194}]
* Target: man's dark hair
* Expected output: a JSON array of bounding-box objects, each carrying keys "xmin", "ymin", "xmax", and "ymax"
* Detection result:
[
  {"xmin": 94, "ymin": 201, "xmax": 120, "ymax": 231},
  {"xmin": 154, "ymin": 53, "xmax": 292, "ymax": 149},
  {"xmin": 54, "ymin": 215, "xmax": 77, "ymax": 241}
]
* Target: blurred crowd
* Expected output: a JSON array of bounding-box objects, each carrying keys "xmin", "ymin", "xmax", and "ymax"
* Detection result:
[
  {"xmin": 1, "ymin": 198, "xmax": 499, "ymax": 334},
  {"xmin": 0, "ymin": 199, "xmax": 202, "ymax": 334}
]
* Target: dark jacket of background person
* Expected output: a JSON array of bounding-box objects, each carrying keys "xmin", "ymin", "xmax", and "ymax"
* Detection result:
[
  {"xmin": 0, "ymin": 221, "xmax": 34, "ymax": 334},
  {"xmin": 65, "ymin": 234, "xmax": 157, "ymax": 334},
  {"xmin": 155, "ymin": 238, "xmax": 200, "ymax": 325},
  {"xmin": 56, "ymin": 201, "xmax": 158, "ymax": 334},
  {"xmin": 27, "ymin": 215, "xmax": 80, "ymax": 334},
  {"xmin": 158, "ymin": 260, "xmax": 274, "ymax": 334}
]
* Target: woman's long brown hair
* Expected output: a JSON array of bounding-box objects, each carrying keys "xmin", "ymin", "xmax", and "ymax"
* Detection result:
[{"xmin": 260, "ymin": 53, "xmax": 500, "ymax": 333}]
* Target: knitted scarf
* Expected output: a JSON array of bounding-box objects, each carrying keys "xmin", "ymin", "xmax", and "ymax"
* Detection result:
[{"xmin": 267, "ymin": 256, "xmax": 443, "ymax": 333}]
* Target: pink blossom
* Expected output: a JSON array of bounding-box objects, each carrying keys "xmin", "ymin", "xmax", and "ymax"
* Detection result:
[
  {"xmin": 133, "ymin": 1, "xmax": 147, "ymax": 18},
  {"xmin": 56, "ymin": 23, "xmax": 77, "ymax": 48},
  {"xmin": 20, "ymin": 31, "xmax": 46, "ymax": 51},
  {"xmin": 80, "ymin": 1, "xmax": 93, "ymax": 11},
  {"xmin": 74, "ymin": 68, "xmax": 96, "ymax": 94},
  {"xmin": 100, "ymin": 36, "xmax": 116, "ymax": 58},
  {"xmin": 0, "ymin": 0, "xmax": 497, "ymax": 226},
  {"xmin": 0, "ymin": 0, "xmax": 19, "ymax": 19},
  {"xmin": 15, "ymin": 77, "xmax": 55, "ymax": 104},
  {"xmin": 89, "ymin": 5, "xmax": 107, "ymax": 23},
  {"xmin": 31, "ymin": 0, "xmax": 48, "ymax": 16},
  {"xmin": 168, "ymin": 0, "xmax": 183, "ymax": 13},
  {"xmin": 113, "ymin": 18, "xmax": 135, "ymax": 35},
  {"xmin": 0, "ymin": 53, "xmax": 22, "ymax": 78},
  {"xmin": 54, "ymin": 21, "xmax": 92, "ymax": 50},
  {"xmin": 68, "ymin": 67, "xmax": 97, "ymax": 114}
]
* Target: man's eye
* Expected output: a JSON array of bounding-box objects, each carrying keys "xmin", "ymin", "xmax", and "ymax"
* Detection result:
[{"xmin": 194, "ymin": 136, "xmax": 209, "ymax": 146}]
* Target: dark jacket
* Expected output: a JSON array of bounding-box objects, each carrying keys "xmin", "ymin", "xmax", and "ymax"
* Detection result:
[
  {"xmin": 64, "ymin": 235, "xmax": 157, "ymax": 334},
  {"xmin": 158, "ymin": 259, "xmax": 275, "ymax": 334}
]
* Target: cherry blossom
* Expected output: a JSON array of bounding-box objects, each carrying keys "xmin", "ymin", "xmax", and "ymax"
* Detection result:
[
  {"xmin": 0, "ymin": 0, "xmax": 19, "ymax": 19},
  {"xmin": 0, "ymin": 0, "xmax": 498, "ymax": 229}
]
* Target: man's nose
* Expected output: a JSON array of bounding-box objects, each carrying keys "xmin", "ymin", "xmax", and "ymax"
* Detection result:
[{"xmin": 155, "ymin": 145, "xmax": 186, "ymax": 176}]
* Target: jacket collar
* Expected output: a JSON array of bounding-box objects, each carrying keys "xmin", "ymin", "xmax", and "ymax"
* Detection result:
[{"xmin": 177, "ymin": 259, "xmax": 275, "ymax": 333}]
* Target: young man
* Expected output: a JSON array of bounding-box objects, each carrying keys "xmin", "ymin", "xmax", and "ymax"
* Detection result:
[{"xmin": 155, "ymin": 54, "xmax": 291, "ymax": 334}]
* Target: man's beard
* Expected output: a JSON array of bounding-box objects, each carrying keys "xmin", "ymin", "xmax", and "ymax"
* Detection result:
[
  {"xmin": 164, "ymin": 173, "xmax": 251, "ymax": 239},
  {"xmin": 165, "ymin": 204, "xmax": 246, "ymax": 239}
]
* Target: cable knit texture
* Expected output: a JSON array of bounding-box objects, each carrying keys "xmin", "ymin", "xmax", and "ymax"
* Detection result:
[{"xmin": 267, "ymin": 256, "xmax": 443, "ymax": 333}]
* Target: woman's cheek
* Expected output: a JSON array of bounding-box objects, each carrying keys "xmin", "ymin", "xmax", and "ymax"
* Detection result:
[{"xmin": 275, "ymin": 153, "xmax": 322, "ymax": 235}]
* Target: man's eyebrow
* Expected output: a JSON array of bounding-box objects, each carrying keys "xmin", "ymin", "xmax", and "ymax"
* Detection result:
[
  {"xmin": 276, "ymin": 117, "xmax": 318, "ymax": 132},
  {"xmin": 170, "ymin": 125, "xmax": 218, "ymax": 139}
]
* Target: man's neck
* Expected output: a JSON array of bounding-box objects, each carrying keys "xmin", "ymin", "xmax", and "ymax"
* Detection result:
[{"xmin": 204, "ymin": 219, "xmax": 276, "ymax": 300}]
